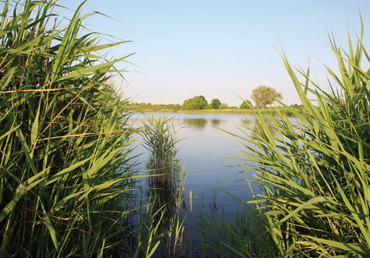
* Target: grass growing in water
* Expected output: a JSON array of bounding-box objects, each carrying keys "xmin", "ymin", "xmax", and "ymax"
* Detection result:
[
  {"xmin": 3, "ymin": 1, "xmax": 369, "ymax": 257},
  {"xmin": 222, "ymin": 18, "xmax": 370, "ymax": 257},
  {"xmin": 139, "ymin": 114, "xmax": 187, "ymax": 257}
]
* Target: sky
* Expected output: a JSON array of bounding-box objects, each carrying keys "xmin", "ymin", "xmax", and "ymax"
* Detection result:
[{"xmin": 58, "ymin": 0, "xmax": 370, "ymax": 106}]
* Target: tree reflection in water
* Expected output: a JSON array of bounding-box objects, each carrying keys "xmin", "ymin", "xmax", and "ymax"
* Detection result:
[
  {"xmin": 244, "ymin": 118, "xmax": 279, "ymax": 138},
  {"xmin": 183, "ymin": 118, "xmax": 207, "ymax": 130},
  {"xmin": 182, "ymin": 118, "xmax": 226, "ymax": 130}
]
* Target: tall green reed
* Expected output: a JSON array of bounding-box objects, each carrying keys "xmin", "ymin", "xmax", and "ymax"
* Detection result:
[
  {"xmin": 0, "ymin": 0, "xmax": 139, "ymax": 257},
  {"xmin": 225, "ymin": 18, "xmax": 370, "ymax": 257},
  {"xmin": 137, "ymin": 114, "xmax": 187, "ymax": 257}
]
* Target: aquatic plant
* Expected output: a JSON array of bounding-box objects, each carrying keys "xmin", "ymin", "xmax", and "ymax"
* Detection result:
[
  {"xmin": 0, "ymin": 0, "xmax": 140, "ymax": 256},
  {"xmin": 227, "ymin": 18, "xmax": 370, "ymax": 257},
  {"xmin": 139, "ymin": 114, "xmax": 186, "ymax": 257}
]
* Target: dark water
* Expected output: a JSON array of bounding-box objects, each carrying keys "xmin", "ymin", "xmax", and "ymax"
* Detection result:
[{"xmin": 128, "ymin": 112, "xmax": 297, "ymax": 256}]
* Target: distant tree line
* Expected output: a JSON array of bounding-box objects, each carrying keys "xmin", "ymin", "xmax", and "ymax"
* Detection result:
[
  {"xmin": 128, "ymin": 86, "xmax": 303, "ymax": 112},
  {"xmin": 128, "ymin": 102, "xmax": 182, "ymax": 112}
]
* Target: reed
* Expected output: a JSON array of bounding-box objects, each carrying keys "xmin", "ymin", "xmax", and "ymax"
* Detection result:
[
  {"xmin": 0, "ymin": 1, "xmax": 140, "ymax": 257},
  {"xmin": 138, "ymin": 114, "xmax": 187, "ymax": 257},
  {"xmin": 225, "ymin": 18, "xmax": 370, "ymax": 257}
]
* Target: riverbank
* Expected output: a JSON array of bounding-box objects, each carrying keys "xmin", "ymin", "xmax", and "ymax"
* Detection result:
[{"xmin": 128, "ymin": 108, "xmax": 296, "ymax": 116}]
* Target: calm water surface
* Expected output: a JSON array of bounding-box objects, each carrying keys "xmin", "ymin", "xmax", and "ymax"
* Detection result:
[
  {"xmin": 128, "ymin": 112, "xmax": 283, "ymax": 217},
  {"xmin": 128, "ymin": 112, "xmax": 298, "ymax": 256}
]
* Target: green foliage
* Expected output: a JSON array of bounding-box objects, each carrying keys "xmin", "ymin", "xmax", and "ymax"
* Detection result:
[
  {"xmin": 140, "ymin": 115, "xmax": 186, "ymax": 257},
  {"xmin": 251, "ymin": 85, "xmax": 283, "ymax": 108},
  {"xmin": 182, "ymin": 99, "xmax": 193, "ymax": 110},
  {"xmin": 240, "ymin": 100, "xmax": 253, "ymax": 109},
  {"xmin": 228, "ymin": 19, "xmax": 370, "ymax": 257},
  {"xmin": 141, "ymin": 115, "xmax": 181, "ymax": 169},
  {"xmin": 219, "ymin": 103, "xmax": 229, "ymax": 109},
  {"xmin": 211, "ymin": 98, "xmax": 221, "ymax": 109},
  {"xmin": 173, "ymin": 104, "xmax": 182, "ymax": 111},
  {"xmin": 128, "ymin": 102, "xmax": 181, "ymax": 112},
  {"xmin": 182, "ymin": 95, "xmax": 208, "ymax": 110},
  {"xmin": 0, "ymin": 1, "xmax": 138, "ymax": 257}
]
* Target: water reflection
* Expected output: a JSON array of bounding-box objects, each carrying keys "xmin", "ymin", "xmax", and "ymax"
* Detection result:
[
  {"xmin": 183, "ymin": 118, "xmax": 207, "ymax": 130},
  {"xmin": 130, "ymin": 112, "xmax": 288, "ymax": 256},
  {"xmin": 243, "ymin": 118, "xmax": 278, "ymax": 137},
  {"xmin": 141, "ymin": 114, "xmax": 187, "ymax": 257},
  {"xmin": 210, "ymin": 119, "xmax": 220, "ymax": 126},
  {"xmin": 182, "ymin": 118, "xmax": 227, "ymax": 130}
]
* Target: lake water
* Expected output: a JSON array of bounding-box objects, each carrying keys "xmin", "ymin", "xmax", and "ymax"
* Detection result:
[
  {"xmin": 128, "ymin": 112, "xmax": 296, "ymax": 255},
  {"xmin": 129, "ymin": 112, "xmax": 260, "ymax": 215}
]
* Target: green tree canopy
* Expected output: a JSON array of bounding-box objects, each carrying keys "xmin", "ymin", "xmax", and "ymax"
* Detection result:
[
  {"xmin": 219, "ymin": 103, "xmax": 229, "ymax": 109},
  {"xmin": 182, "ymin": 95, "xmax": 208, "ymax": 110},
  {"xmin": 251, "ymin": 85, "xmax": 283, "ymax": 108},
  {"xmin": 240, "ymin": 100, "xmax": 253, "ymax": 109},
  {"xmin": 182, "ymin": 99, "xmax": 193, "ymax": 110},
  {"xmin": 211, "ymin": 98, "xmax": 221, "ymax": 109}
]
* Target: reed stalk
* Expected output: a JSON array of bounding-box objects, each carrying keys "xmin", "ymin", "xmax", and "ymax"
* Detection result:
[
  {"xmin": 0, "ymin": 1, "xmax": 140, "ymax": 257},
  {"xmin": 138, "ymin": 114, "xmax": 187, "ymax": 257},
  {"xmin": 225, "ymin": 17, "xmax": 370, "ymax": 257}
]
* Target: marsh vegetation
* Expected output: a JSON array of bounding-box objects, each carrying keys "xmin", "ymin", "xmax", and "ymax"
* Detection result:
[{"xmin": 1, "ymin": 0, "xmax": 369, "ymax": 257}]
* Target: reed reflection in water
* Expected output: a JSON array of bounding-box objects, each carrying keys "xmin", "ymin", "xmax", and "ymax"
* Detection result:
[{"xmin": 141, "ymin": 114, "xmax": 188, "ymax": 257}]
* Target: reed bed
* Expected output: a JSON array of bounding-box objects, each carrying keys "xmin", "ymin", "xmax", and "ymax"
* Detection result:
[
  {"xmin": 222, "ymin": 18, "xmax": 370, "ymax": 257},
  {"xmin": 138, "ymin": 114, "xmax": 187, "ymax": 257},
  {"xmin": 0, "ymin": 1, "xmax": 141, "ymax": 257},
  {"xmin": 3, "ymin": 1, "xmax": 369, "ymax": 257}
]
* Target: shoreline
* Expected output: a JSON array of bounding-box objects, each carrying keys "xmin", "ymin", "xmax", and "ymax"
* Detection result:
[{"xmin": 128, "ymin": 108, "xmax": 295, "ymax": 117}]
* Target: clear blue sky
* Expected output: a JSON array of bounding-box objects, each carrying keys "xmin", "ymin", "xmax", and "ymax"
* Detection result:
[{"xmin": 59, "ymin": 0, "xmax": 370, "ymax": 106}]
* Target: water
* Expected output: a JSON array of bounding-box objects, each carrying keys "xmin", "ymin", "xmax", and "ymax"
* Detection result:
[
  {"xmin": 130, "ymin": 113, "xmax": 258, "ymax": 214},
  {"xmin": 128, "ymin": 112, "xmax": 297, "ymax": 256}
]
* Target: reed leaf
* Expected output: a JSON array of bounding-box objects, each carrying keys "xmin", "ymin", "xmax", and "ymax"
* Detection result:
[
  {"xmin": 0, "ymin": 0, "xmax": 139, "ymax": 257},
  {"xmin": 224, "ymin": 16, "xmax": 370, "ymax": 257}
]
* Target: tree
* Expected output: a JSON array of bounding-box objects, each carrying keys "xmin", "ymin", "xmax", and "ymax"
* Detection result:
[
  {"xmin": 182, "ymin": 99, "xmax": 193, "ymax": 110},
  {"xmin": 240, "ymin": 100, "xmax": 253, "ymax": 109},
  {"xmin": 192, "ymin": 95, "xmax": 207, "ymax": 109},
  {"xmin": 211, "ymin": 98, "xmax": 221, "ymax": 109},
  {"xmin": 251, "ymin": 85, "xmax": 283, "ymax": 108},
  {"xmin": 182, "ymin": 95, "xmax": 207, "ymax": 110},
  {"xmin": 219, "ymin": 103, "xmax": 229, "ymax": 109},
  {"xmin": 173, "ymin": 104, "xmax": 182, "ymax": 111}
]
